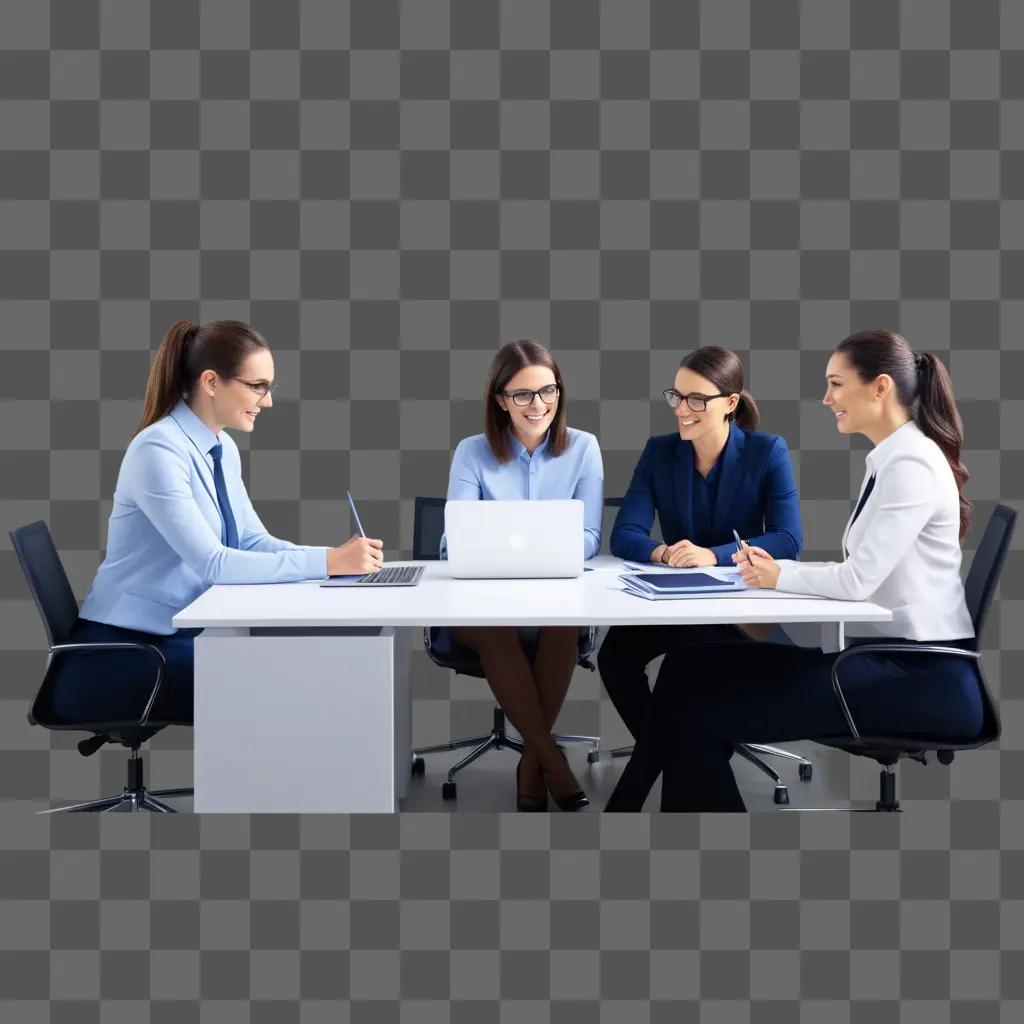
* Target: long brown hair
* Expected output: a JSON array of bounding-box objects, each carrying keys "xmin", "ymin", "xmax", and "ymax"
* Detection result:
[
  {"xmin": 679, "ymin": 346, "xmax": 760, "ymax": 430},
  {"xmin": 136, "ymin": 320, "xmax": 269, "ymax": 435},
  {"xmin": 484, "ymin": 340, "xmax": 569, "ymax": 463},
  {"xmin": 837, "ymin": 330, "xmax": 972, "ymax": 538}
]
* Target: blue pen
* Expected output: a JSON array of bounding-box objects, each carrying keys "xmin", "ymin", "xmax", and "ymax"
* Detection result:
[{"xmin": 346, "ymin": 490, "xmax": 366, "ymax": 538}]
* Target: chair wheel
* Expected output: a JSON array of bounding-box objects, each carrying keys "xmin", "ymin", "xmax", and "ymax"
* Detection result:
[
  {"xmin": 586, "ymin": 749, "xmax": 600, "ymax": 764},
  {"xmin": 411, "ymin": 757, "xmax": 425, "ymax": 777},
  {"xmin": 798, "ymin": 762, "xmax": 812, "ymax": 781},
  {"xmin": 774, "ymin": 786, "xmax": 790, "ymax": 805},
  {"xmin": 442, "ymin": 781, "xmax": 457, "ymax": 800}
]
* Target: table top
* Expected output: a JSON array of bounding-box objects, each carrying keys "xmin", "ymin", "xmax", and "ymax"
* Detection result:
[{"xmin": 173, "ymin": 556, "xmax": 893, "ymax": 629}]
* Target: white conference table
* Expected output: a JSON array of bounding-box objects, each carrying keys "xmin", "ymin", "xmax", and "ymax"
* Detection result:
[{"xmin": 174, "ymin": 555, "xmax": 891, "ymax": 813}]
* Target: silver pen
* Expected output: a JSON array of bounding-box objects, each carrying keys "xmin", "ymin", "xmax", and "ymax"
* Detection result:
[
  {"xmin": 732, "ymin": 528, "xmax": 752, "ymax": 565},
  {"xmin": 346, "ymin": 490, "xmax": 366, "ymax": 538}
]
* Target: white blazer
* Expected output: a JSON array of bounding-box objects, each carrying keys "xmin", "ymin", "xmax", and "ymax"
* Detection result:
[{"xmin": 776, "ymin": 420, "xmax": 974, "ymax": 642}]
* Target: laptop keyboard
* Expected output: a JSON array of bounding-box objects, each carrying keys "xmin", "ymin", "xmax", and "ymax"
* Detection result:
[{"xmin": 356, "ymin": 565, "xmax": 424, "ymax": 586}]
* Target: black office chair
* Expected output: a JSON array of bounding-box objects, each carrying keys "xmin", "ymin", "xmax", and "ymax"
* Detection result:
[
  {"xmin": 10, "ymin": 521, "xmax": 193, "ymax": 812},
  {"xmin": 816, "ymin": 503, "xmax": 1013, "ymax": 811},
  {"xmin": 409, "ymin": 497, "xmax": 600, "ymax": 799}
]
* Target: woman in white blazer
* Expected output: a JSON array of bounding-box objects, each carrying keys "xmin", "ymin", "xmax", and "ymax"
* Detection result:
[{"xmin": 607, "ymin": 330, "xmax": 986, "ymax": 812}]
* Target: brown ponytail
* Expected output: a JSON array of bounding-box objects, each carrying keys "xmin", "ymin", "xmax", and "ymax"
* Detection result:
[
  {"xmin": 733, "ymin": 390, "xmax": 760, "ymax": 431},
  {"xmin": 137, "ymin": 320, "xmax": 199, "ymax": 434},
  {"xmin": 837, "ymin": 331, "xmax": 972, "ymax": 539},
  {"xmin": 915, "ymin": 350, "xmax": 972, "ymax": 539},
  {"xmin": 136, "ymin": 319, "xmax": 269, "ymax": 436},
  {"xmin": 679, "ymin": 346, "xmax": 761, "ymax": 430}
]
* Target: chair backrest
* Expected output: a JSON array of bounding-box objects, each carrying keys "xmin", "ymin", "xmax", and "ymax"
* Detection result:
[
  {"xmin": 9, "ymin": 521, "xmax": 80, "ymax": 646},
  {"xmin": 413, "ymin": 497, "xmax": 447, "ymax": 561},
  {"xmin": 964, "ymin": 504, "xmax": 1017, "ymax": 640}
]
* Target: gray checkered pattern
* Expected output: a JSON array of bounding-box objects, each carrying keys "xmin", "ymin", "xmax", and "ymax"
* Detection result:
[{"xmin": 1, "ymin": 0, "xmax": 1023, "ymax": 1016}]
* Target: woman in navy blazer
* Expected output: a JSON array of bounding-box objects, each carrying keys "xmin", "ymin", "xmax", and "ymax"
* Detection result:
[{"xmin": 598, "ymin": 346, "xmax": 803, "ymax": 744}]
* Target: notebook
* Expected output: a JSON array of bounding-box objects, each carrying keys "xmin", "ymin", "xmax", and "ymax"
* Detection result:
[{"xmin": 619, "ymin": 571, "xmax": 744, "ymax": 600}]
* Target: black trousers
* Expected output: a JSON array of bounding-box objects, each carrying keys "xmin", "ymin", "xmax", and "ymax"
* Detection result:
[
  {"xmin": 597, "ymin": 624, "xmax": 757, "ymax": 741},
  {"xmin": 606, "ymin": 640, "xmax": 986, "ymax": 812}
]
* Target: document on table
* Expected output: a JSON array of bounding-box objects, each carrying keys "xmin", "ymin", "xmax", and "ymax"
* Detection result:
[
  {"xmin": 621, "ymin": 563, "xmax": 745, "ymax": 582},
  {"xmin": 616, "ymin": 563, "xmax": 819, "ymax": 600}
]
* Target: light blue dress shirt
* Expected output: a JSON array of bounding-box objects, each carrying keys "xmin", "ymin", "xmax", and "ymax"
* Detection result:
[
  {"xmin": 441, "ymin": 428, "xmax": 604, "ymax": 560},
  {"xmin": 79, "ymin": 400, "xmax": 328, "ymax": 635}
]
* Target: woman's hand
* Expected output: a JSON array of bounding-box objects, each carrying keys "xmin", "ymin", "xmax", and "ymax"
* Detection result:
[
  {"xmin": 327, "ymin": 535, "xmax": 384, "ymax": 576},
  {"xmin": 664, "ymin": 539, "xmax": 717, "ymax": 568},
  {"xmin": 732, "ymin": 545, "xmax": 780, "ymax": 589}
]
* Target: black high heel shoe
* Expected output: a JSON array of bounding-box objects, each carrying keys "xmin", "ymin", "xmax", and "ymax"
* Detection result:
[
  {"xmin": 516, "ymin": 757, "xmax": 548, "ymax": 812},
  {"xmin": 546, "ymin": 749, "xmax": 589, "ymax": 812}
]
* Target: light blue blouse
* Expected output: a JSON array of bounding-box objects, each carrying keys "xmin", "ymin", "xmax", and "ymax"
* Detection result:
[
  {"xmin": 442, "ymin": 428, "xmax": 604, "ymax": 559},
  {"xmin": 79, "ymin": 401, "xmax": 328, "ymax": 635}
]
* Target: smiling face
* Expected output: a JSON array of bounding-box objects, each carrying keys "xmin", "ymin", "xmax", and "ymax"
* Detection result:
[
  {"xmin": 496, "ymin": 364, "xmax": 559, "ymax": 448},
  {"xmin": 203, "ymin": 348, "xmax": 275, "ymax": 434},
  {"xmin": 822, "ymin": 351, "xmax": 885, "ymax": 436},
  {"xmin": 671, "ymin": 366, "xmax": 738, "ymax": 444}
]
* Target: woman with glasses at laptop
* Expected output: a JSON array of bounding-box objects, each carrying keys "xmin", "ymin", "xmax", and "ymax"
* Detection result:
[
  {"xmin": 442, "ymin": 340, "xmax": 603, "ymax": 811},
  {"xmin": 609, "ymin": 331, "xmax": 984, "ymax": 811},
  {"xmin": 48, "ymin": 320, "xmax": 383, "ymax": 729},
  {"xmin": 598, "ymin": 346, "xmax": 803, "ymax": 796}
]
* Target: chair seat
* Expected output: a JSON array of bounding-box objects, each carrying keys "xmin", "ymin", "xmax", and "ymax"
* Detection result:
[
  {"xmin": 30, "ymin": 670, "xmax": 184, "ymax": 736},
  {"xmin": 426, "ymin": 627, "xmax": 488, "ymax": 677},
  {"xmin": 818, "ymin": 724, "xmax": 998, "ymax": 761},
  {"xmin": 427, "ymin": 625, "xmax": 595, "ymax": 677}
]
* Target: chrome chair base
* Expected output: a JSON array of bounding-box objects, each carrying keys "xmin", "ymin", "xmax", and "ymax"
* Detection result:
[
  {"xmin": 610, "ymin": 741, "xmax": 813, "ymax": 803},
  {"xmin": 734, "ymin": 743, "xmax": 791, "ymax": 805},
  {"xmin": 412, "ymin": 707, "xmax": 600, "ymax": 800},
  {"xmin": 744, "ymin": 743, "xmax": 813, "ymax": 778},
  {"xmin": 42, "ymin": 786, "xmax": 193, "ymax": 814},
  {"xmin": 39, "ymin": 749, "xmax": 192, "ymax": 813}
]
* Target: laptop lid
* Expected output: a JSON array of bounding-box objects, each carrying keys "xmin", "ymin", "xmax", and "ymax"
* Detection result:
[{"xmin": 445, "ymin": 500, "xmax": 584, "ymax": 579}]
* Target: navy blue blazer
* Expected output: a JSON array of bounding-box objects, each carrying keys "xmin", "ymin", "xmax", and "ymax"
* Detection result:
[{"xmin": 610, "ymin": 424, "xmax": 803, "ymax": 566}]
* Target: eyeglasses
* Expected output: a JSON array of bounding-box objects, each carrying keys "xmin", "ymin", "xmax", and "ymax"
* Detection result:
[
  {"xmin": 663, "ymin": 389, "xmax": 730, "ymax": 412},
  {"xmin": 230, "ymin": 377, "xmax": 278, "ymax": 400},
  {"xmin": 501, "ymin": 384, "xmax": 560, "ymax": 407}
]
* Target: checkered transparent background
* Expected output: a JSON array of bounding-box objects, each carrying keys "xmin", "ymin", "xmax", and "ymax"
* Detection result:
[{"xmin": 2, "ymin": 0, "xmax": 1024, "ymax": 1016}]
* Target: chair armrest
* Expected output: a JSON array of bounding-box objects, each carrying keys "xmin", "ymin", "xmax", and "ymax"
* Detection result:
[
  {"xmin": 831, "ymin": 643, "xmax": 980, "ymax": 742},
  {"xmin": 48, "ymin": 641, "xmax": 167, "ymax": 727}
]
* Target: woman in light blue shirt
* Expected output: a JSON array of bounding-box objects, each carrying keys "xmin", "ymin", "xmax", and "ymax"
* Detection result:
[
  {"xmin": 53, "ymin": 319, "xmax": 382, "ymax": 726},
  {"xmin": 444, "ymin": 340, "xmax": 604, "ymax": 811}
]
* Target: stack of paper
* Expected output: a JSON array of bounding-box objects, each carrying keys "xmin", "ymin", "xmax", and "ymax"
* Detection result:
[{"xmin": 619, "ymin": 570, "xmax": 746, "ymax": 601}]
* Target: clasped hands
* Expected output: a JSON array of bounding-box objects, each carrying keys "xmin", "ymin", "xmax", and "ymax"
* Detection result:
[{"xmin": 650, "ymin": 539, "xmax": 716, "ymax": 568}]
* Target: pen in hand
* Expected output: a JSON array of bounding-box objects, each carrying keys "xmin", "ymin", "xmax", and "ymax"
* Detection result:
[
  {"xmin": 732, "ymin": 529, "xmax": 753, "ymax": 565},
  {"xmin": 346, "ymin": 490, "xmax": 366, "ymax": 538}
]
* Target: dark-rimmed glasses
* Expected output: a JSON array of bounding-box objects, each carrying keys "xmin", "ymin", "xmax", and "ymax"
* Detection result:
[
  {"xmin": 230, "ymin": 377, "xmax": 278, "ymax": 400},
  {"xmin": 663, "ymin": 389, "xmax": 730, "ymax": 412},
  {"xmin": 502, "ymin": 384, "xmax": 560, "ymax": 407}
]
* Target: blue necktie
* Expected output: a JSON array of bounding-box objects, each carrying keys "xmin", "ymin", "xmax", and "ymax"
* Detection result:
[{"xmin": 209, "ymin": 443, "xmax": 239, "ymax": 549}]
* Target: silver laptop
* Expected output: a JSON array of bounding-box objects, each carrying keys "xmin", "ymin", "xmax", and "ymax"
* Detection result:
[{"xmin": 445, "ymin": 500, "xmax": 584, "ymax": 579}]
